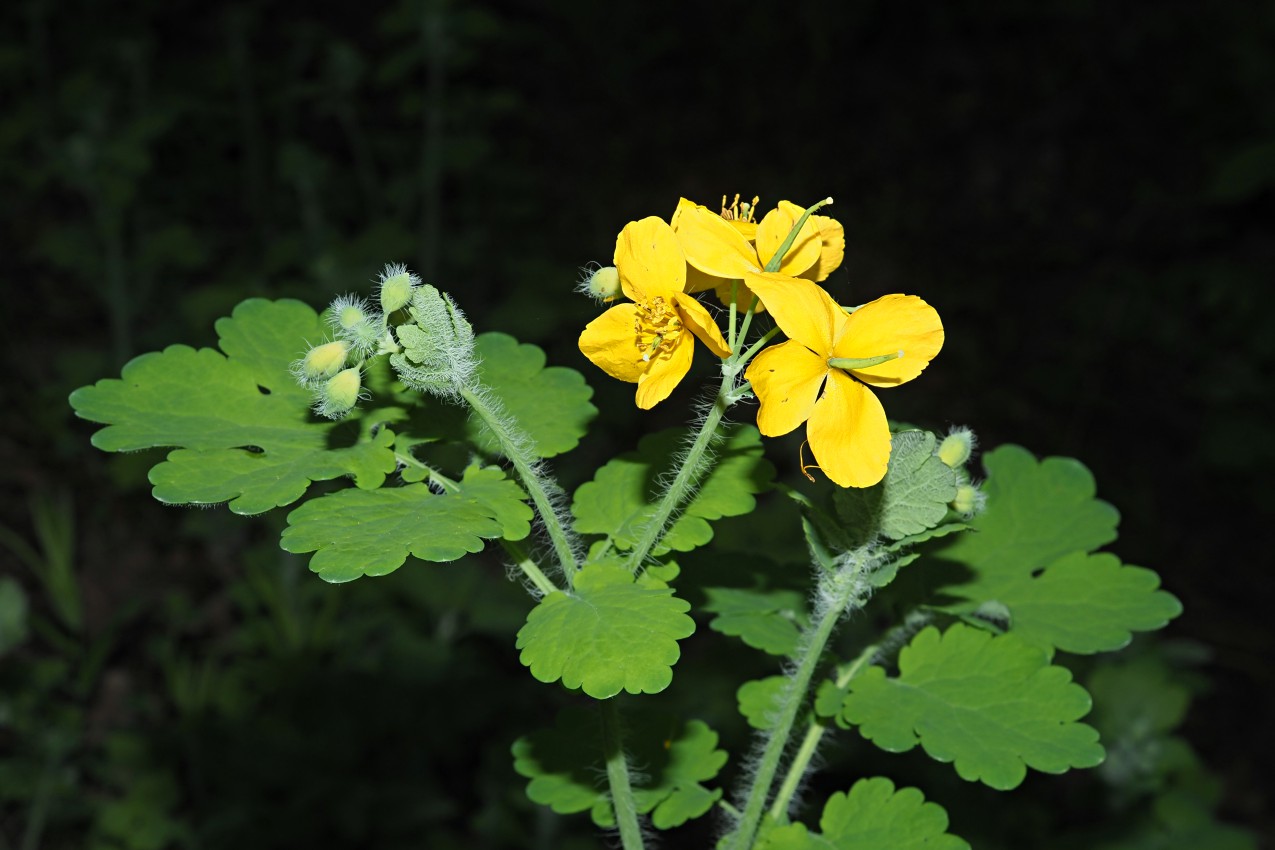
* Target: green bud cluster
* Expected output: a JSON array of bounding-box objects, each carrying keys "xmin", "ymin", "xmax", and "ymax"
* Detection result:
[{"xmin": 937, "ymin": 425, "xmax": 987, "ymax": 518}]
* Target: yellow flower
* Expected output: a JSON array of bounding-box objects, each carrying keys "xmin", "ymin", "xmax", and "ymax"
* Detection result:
[
  {"xmin": 579, "ymin": 216, "xmax": 732, "ymax": 409},
  {"xmin": 742, "ymin": 276, "xmax": 943, "ymax": 488},
  {"xmin": 672, "ymin": 198, "xmax": 845, "ymax": 313}
]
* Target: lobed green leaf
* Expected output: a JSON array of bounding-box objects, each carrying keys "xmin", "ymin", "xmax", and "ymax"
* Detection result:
[
  {"xmin": 703, "ymin": 587, "xmax": 807, "ymax": 656},
  {"xmin": 515, "ymin": 562, "xmax": 695, "ymax": 699},
  {"xmin": 572, "ymin": 425, "xmax": 775, "ymax": 555},
  {"xmin": 280, "ymin": 466, "xmax": 532, "ymax": 583},
  {"xmin": 835, "ymin": 430, "xmax": 959, "ymax": 546},
  {"xmin": 68, "ymin": 299, "xmax": 398, "ymax": 515},
  {"xmin": 512, "ymin": 708, "xmax": 727, "ymax": 830},
  {"xmin": 761, "ymin": 777, "xmax": 970, "ymax": 849},
  {"xmin": 840, "ymin": 624, "xmax": 1104, "ymax": 790}
]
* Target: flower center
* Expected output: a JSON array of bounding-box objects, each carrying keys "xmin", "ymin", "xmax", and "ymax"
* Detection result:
[
  {"xmin": 634, "ymin": 297, "xmax": 682, "ymax": 362},
  {"xmin": 720, "ymin": 193, "xmax": 760, "ymax": 223}
]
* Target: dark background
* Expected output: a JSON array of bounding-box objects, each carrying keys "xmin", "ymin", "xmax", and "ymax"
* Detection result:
[{"xmin": 2, "ymin": 0, "xmax": 1271, "ymax": 847}]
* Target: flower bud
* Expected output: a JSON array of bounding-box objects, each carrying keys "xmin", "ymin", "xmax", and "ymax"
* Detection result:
[
  {"xmin": 327, "ymin": 294, "xmax": 385, "ymax": 356},
  {"xmin": 938, "ymin": 427, "xmax": 976, "ymax": 469},
  {"xmin": 952, "ymin": 483, "xmax": 986, "ymax": 517},
  {"xmin": 316, "ymin": 367, "xmax": 362, "ymax": 418},
  {"xmin": 580, "ymin": 265, "xmax": 622, "ymax": 302},
  {"xmin": 378, "ymin": 263, "xmax": 419, "ymax": 314},
  {"xmin": 296, "ymin": 340, "xmax": 350, "ymax": 382}
]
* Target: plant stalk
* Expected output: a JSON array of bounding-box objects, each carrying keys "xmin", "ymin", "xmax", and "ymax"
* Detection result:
[{"xmin": 601, "ymin": 699, "xmax": 646, "ymax": 850}]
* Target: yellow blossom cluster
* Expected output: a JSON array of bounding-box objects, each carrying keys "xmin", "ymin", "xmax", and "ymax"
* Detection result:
[{"xmin": 578, "ymin": 196, "xmax": 944, "ymax": 488}]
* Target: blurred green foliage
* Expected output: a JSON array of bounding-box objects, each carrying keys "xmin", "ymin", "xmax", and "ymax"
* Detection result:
[{"xmin": 2, "ymin": 0, "xmax": 1270, "ymax": 845}]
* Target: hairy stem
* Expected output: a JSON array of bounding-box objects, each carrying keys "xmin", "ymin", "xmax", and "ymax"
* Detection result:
[
  {"xmin": 460, "ymin": 386, "xmax": 580, "ymax": 583},
  {"xmin": 729, "ymin": 552, "xmax": 869, "ymax": 850},
  {"xmin": 601, "ymin": 699, "xmax": 646, "ymax": 850},
  {"xmin": 768, "ymin": 643, "xmax": 878, "ymax": 822},
  {"xmin": 624, "ymin": 371, "xmax": 732, "ymax": 573}
]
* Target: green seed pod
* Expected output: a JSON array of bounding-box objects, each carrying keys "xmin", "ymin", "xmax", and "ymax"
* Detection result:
[
  {"xmin": 938, "ymin": 427, "xmax": 976, "ymax": 469},
  {"xmin": 378, "ymin": 263, "xmax": 419, "ymax": 314},
  {"xmin": 297, "ymin": 340, "xmax": 350, "ymax": 382},
  {"xmin": 317, "ymin": 367, "xmax": 362, "ymax": 418}
]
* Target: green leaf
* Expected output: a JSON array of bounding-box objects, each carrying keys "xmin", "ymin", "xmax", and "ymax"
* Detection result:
[
  {"xmin": 572, "ymin": 425, "xmax": 775, "ymax": 555},
  {"xmin": 840, "ymin": 624, "xmax": 1104, "ymax": 790},
  {"xmin": 761, "ymin": 777, "xmax": 969, "ymax": 849},
  {"xmin": 738, "ymin": 676, "xmax": 788, "ymax": 730},
  {"xmin": 703, "ymin": 587, "xmax": 806, "ymax": 656},
  {"xmin": 516, "ymin": 562, "xmax": 695, "ymax": 699},
  {"xmin": 928, "ymin": 446, "xmax": 1179, "ymax": 654},
  {"xmin": 512, "ymin": 708, "xmax": 727, "ymax": 830},
  {"xmin": 69, "ymin": 299, "xmax": 397, "ymax": 515},
  {"xmin": 439, "ymin": 332, "xmax": 597, "ymax": 458},
  {"xmin": 280, "ymin": 466, "xmax": 532, "ymax": 583},
  {"xmin": 835, "ymin": 431, "xmax": 958, "ymax": 546},
  {"xmin": 951, "ymin": 551, "xmax": 1181, "ymax": 654},
  {"xmin": 930, "ymin": 444, "xmax": 1119, "ymax": 576}
]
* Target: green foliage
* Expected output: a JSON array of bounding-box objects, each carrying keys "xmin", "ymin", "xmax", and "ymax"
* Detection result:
[
  {"xmin": 515, "ymin": 561, "xmax": 695, "ymax": 699},
  {"xmin": 572, "ymin": 425, "xmax": 775, "ymax": 554},
  {"xmin": 761, "ymin": 777, "xmax": 969, "ymax": 849},
  {"xmin": 462, "ymin": 333, "xmax": 597, "ymax": 458},
  {"xmin": 703, "ymin": 587, "xmax": 807, "ymax": 656},
  {"xmin": 68, "ymin": 299, "xmax": 398, "ymax": 515},
  {"xmin": 928, "ymin": 446, "xmax": 1181, "ymax": 654},
  {"xmin": 840, "ymin": 625, "xmax": 1104, "ymax": 790},
  {"xmin": 834, "ymin": 430, "xmax": 959, "ymax": 545},
  {"xmin": 0, "ymin": 577, "xmax": 28, "ymax": 655},
  {"xmin": 738, "ymin": 676, "xmax": 788, "ymax": 730},
  {"xmin": 512, "ymin": 708, "xmax": 727, "ymax": 830},
  {"xmin": 279, "ymin": 466, "xmax": 533, "ymax": 583}
]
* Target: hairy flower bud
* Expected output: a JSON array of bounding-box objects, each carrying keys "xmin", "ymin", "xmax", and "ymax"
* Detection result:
[
  {"xmin": 316, "ymin": 367, "xmax": 362, "ymax": 419},
  {"xmin": 327, "ymin": 294, "xmax": 385, "ymax": 356},
  {"xmin": 952, "ymin": 483, "xmax": 986, "ymax": 517},
  {"xmin": 378, "ymin": 263, "xmax": 419, "ymax": 314},
  {"xmin": 938, "ymin": 426, "xmax": 976, "ymax": 469},
  {"xmin": 295, "ymin": 340, "xmax": 350, "ymax": 382},
  {"xmin": 578, "ymin": 265, "xmax": 622, "ymax": 302}
]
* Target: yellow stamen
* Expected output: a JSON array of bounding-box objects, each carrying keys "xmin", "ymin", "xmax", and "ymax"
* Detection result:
[
  {"xmin": 799, "ymin": 441, "xmax": 819, "ymax": 483},
  {"xmin": 633, "ymin": 296, "xmax": 682, "ymax": 362},
  {"xmin": 720, "ymin": 194, "xmax": 760, "ymax": 223}
]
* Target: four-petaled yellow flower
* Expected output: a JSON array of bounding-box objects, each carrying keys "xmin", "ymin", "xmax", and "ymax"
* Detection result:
[
  {"xmin": 673, "ymin": 198, "xmax": 846, "ymax": 312},
  {"xmin": 578, "ymin": 216, "xmax": 732, "ymax": 409},
  {"xmin": 743, "ymin": 275, "xmax": 944, "ymax": 488}
]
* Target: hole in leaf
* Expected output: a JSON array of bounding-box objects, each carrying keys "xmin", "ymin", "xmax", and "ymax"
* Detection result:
[
  {"xmin": 1030, "ymin": 567, "xmax": 1045, "ymax": 578},
  {"xmin": 257, "ymin": 385, "xmax": 271, "ymax": 395}
]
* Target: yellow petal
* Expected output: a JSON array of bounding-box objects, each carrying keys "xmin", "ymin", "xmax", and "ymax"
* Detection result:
[
  {"xmin": 755, "ymin": 201, "xmax": 821, "ymax": 277},
  {"xmin": 797, "ymin": 214, "xmax": 846, "ymax": 283},
  {"xmin": 713, "ymin": 279, "xmax": 767, "ymax": 315},
  {"xmin": 579, "ymin": 303, "xmax": 644, "ymax": 382},
  {"xmin": 673, "ymin": 292, "xmax": 731, "ymax": 357},
  {"xmin": 742, "ymin": 272, "xmax": 844, "ymax": 356},
  {"xmin": 745, "ymin": 340, "xmax": 827, "ymax": 437},
  {"xmin": 833, "ymin": 294, "xmax": 944, "ymax": 388},
  {"xmin": 676, "ymin": 205, "xmax": 760, "ymax": 279},
  {"xmin": 635, "ymin": 327, "xmax": 694, "ymax": 409},
  {"xmin": 669, "ymin": 197, "xmax": 703, "ymax": 230},
  {"xmin": 614, "ymin": 216, "xmax": 685, "ymax": 302},
  {"xmin": 807, "ymin": 371, "xmax": 891, "ymax": 488},
  {"xmin": 685, "ymin": 262, "xmax": 723, "ymax": 294},
  {"xmin": 729, "ymin": 219, "xmax": 759, "ymax": 242}
]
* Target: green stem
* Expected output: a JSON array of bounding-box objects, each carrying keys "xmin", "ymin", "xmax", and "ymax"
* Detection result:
[
  {"xmin": 396, "ymin": 451, "xmax": 560, "ymax": 596},
  {"xmin": 728, "ymin": 280, "xmax": 739, "ymax": 352},
  {"xmin": 600, "ymin": 699, "xmax": 646, "ymax": 850},
  {"xmin": 730, "ymin": 553, "xmax": 868, "ymax": 850},
  {"xmin": 762, "ymin": 198, "xmax": 833, "ymax": 274},
  {"xmin": 767, "ymin": 643, "xmax": 879, "ymax": 822},
  {"xmin": 624, "ymin": 371, "xmax": 732, "ymax": 573},
  {"xmin": 739, "ymin": 326, "xmax": 781, "ymax": 366},
  {"xmin": 459, "ymin": 387, "xmax": 580, "ymax": 583}
]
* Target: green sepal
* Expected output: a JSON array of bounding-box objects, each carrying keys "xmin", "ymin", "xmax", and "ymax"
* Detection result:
[{"xmin": 515, "ymin": 561, "xmax": 695, "ymax": 699}]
